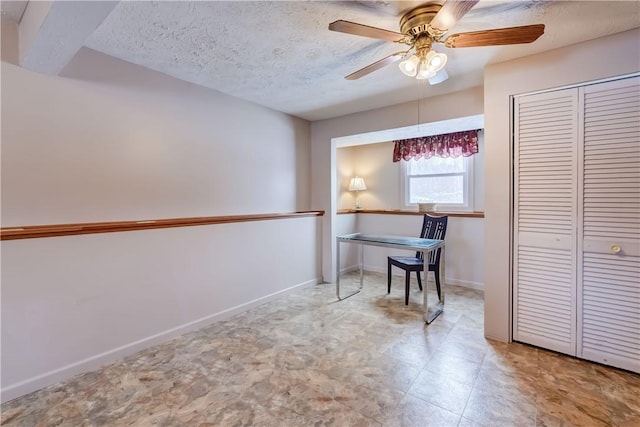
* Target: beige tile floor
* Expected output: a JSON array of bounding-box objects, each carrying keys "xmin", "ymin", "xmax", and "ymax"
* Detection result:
[{"xmin": 2, "ymin": 272, "xmax": 639, "ymax": 426}]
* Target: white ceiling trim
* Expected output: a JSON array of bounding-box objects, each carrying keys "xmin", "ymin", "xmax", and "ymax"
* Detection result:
[
  {"xmin": 0, "ymin": 0, "xmax": 28, "ymax": 23},
  {"xmin": 20, "ymin": 0, "xmax": 118, "ymax": 75},
  {"xmin": 335, "ymin": 114, "xmax": 484, "ymax": 147}
]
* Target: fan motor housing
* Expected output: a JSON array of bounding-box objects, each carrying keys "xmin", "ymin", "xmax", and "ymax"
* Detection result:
[{"xmin": 399, "ymin": 4, "xmax": 442, "ymax": 36}]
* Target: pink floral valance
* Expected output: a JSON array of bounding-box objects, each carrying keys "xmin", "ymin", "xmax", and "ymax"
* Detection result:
[{"xmin": 392, "ymin": 129, "xmax": 480, "ymax": 162}]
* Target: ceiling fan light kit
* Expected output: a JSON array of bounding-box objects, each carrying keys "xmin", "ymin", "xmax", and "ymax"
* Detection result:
[
  {"xmin": 329, "ymin": 0, "xmax": 545, "ymax": 82},
  {"xmin": 400, "ymin": 49, "xmax": 448, "ymax": 81}
]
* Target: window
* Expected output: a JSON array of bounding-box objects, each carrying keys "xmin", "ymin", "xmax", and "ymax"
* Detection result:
[{"xmin": 402, "ymin": 155, "xmax": 474, "ymax": 210}]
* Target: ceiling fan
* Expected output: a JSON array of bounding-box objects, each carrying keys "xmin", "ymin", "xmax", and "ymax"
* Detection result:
[{"xmin": 329, "ymin": 0, "xmax": 545, "ymax": 84}]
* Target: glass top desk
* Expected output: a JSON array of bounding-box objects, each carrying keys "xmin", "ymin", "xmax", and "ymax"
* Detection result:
[{"xmin": 336, "ymin": 233, "xmax": 446, "ymax": 324}]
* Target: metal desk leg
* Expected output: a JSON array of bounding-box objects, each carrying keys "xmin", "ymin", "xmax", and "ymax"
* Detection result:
[
  {"xmin": 424, "ymin": 244, "xmax": 445, "ymax": 323},
  {"xmin": 336, "ymin": 240, "xmax": 364, "ymax": 301},
  {"xmin": 440, "ymin": 245, "xmax": 446, "ymax": 305},
  {"xmin": 359, "ymin": 243, "xmax": 364, "ymax": 288}
]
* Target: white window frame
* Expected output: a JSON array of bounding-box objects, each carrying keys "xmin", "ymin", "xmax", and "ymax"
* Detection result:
[{"xmin": 401, "ymin": 155, "xmax": 475, "ymax": 212}]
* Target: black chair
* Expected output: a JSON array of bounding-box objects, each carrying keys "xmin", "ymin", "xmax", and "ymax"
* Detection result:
[{"xmin": 387, "ymin": 214, "xmax": 448, "ymax": 305}]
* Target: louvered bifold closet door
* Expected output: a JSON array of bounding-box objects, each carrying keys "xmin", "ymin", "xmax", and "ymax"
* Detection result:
[
  {"xmin": 513, "ymin": 89, "xmax": 578, "ymax": 354},
  {"xmin": 579, "ymin": 76, "xmax": 640, "ymax": 373}
]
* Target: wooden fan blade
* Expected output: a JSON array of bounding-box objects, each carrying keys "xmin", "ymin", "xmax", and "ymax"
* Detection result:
[
  {"xmin": 444, "ymin": 24, "xmax": 545, "ymax": 48},
  {"xmin": 430, "ymin": 0, "xmax": 479, "ymax": 32},
  {"xmin": 345, "ymin": 52, "xmax": 406, "ymax": 80},
  {"xmin": 329, "ymin": 20, "xmax": 404, "ymax": 42}
]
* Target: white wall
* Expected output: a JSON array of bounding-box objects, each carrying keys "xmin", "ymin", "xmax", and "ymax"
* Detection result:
[
  {"xmin": 336, "ymin": 145, "xmax": 357, "ymax": 210},
  {"xmin": 1, "ymin": 16, "xmax": 19, "ymax": 65},
  {"xmin": 1, "ymin": 49, "xmax": 319, "ymax": 401},
  {"xmin": 2, "ymin": 48, "xmax": 311, "ymax": 225},
  {"xmin": 336, "ymin": 139, "xmax": 485, "ymax": 289},
  {"xmin": 1, "ymin": 217, "xmax": 320, "ymax": 402},
  {"xmin": 335, "ymin": 213, "xmax": 358, "ymax": 273},
  {"xmin": 338, "ymin": 142, "xmax": 400, "ymax": 211},
  {"xmin": 354, "ymin": 214, "xmax": 484, "ymax": 289},
  {"xmin": 337, "ymin": 134, "xmax": 485, "ymax": 212},
  {"xmin": 484, "ymin": 28, "xmax": 640, "ymax": 341},
  {"xmin": 311, "ymin": 86, "xmax": 484, "ymax": 283}
]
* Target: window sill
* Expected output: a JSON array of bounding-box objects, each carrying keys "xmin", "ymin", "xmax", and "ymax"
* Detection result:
[{"xmin": 337, "ymin": 209, "xmax": 484, "ymax": 218}]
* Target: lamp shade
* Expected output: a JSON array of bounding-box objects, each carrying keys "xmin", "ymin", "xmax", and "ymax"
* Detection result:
[
  {"xmin": 348, "ymin": 176, "xmax": 367, "ymax": 191},
  {"xmin": 416, "ymin": 59, "xmax": 436, "ymax": 80},
  {"xmin": 399, "ymin": 55, "xmax": 420, "ymax": 77},
  {"xmin": 425, "ymin": 50, "xmax": 447, "ymax": 73}
]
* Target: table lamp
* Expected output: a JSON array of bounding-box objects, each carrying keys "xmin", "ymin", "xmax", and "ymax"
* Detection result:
[{"xmin": 349, "ymin": 176, "xmax": 367, "ymax": 210}]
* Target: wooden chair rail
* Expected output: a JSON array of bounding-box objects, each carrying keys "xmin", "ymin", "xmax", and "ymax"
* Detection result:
[{"xmin": 0, "ymin": 211, "xmax": 325, "ymax": 241}]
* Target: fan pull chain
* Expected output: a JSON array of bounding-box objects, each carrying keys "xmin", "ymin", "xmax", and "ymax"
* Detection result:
[{"xmin": 417, "ymin": 78, "xmax": 424, "ymax": 135}]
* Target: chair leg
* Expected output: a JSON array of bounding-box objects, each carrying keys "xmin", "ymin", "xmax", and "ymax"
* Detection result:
[
  {"xmin": 416, "ymin": 271, "xmax": 422, "ymax": 291},
  {"xmin": 405, "ymin": 272, "xmax": 410, "ymax": 305},
  {"xmin": 387, "ymin": 261, "xmax": 392, "ymax": 294},
  {"xmin": 434, "ymin": 268, "xmax": 442, "ymax": 301}
]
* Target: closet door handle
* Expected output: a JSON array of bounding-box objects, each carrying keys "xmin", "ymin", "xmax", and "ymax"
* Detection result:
[{"xmin": 611, "ymin": 245, "xmax": 622, "ymax": 254}]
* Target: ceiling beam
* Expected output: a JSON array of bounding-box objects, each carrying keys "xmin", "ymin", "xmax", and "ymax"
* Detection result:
[{"xmin": 19, "ymin": 0, "xmax": 118, "ymax": 75}]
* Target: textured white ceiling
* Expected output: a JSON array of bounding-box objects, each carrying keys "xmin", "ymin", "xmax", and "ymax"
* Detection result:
[
  {"xmin": 78, "ymin": 1, "xmax": 638, "ymax": 121},
  {"xmin": 85, "ymin": 1, "xmax": 640, "ymax": 120}
]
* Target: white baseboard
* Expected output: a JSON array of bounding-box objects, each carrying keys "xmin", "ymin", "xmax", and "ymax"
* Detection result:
[
  {"xmin": 359, "ymin": 264, "xmax": 484, "ymax": 291},
  {"xmin": 0, "ymin": 277, "xmax": 320, "ymax": 404},
  {"xmin": 445, "ymin": 278, "xmax": 484, "ymax": 291},
  {"xmin": 339, "ymin": 264, "xmax": 360, "ymax": 275}
]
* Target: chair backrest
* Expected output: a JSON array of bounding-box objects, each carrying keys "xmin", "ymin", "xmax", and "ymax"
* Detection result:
[{"xmin": 416, "ymin": 214, "xmax": 448, "ymax": 266}]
